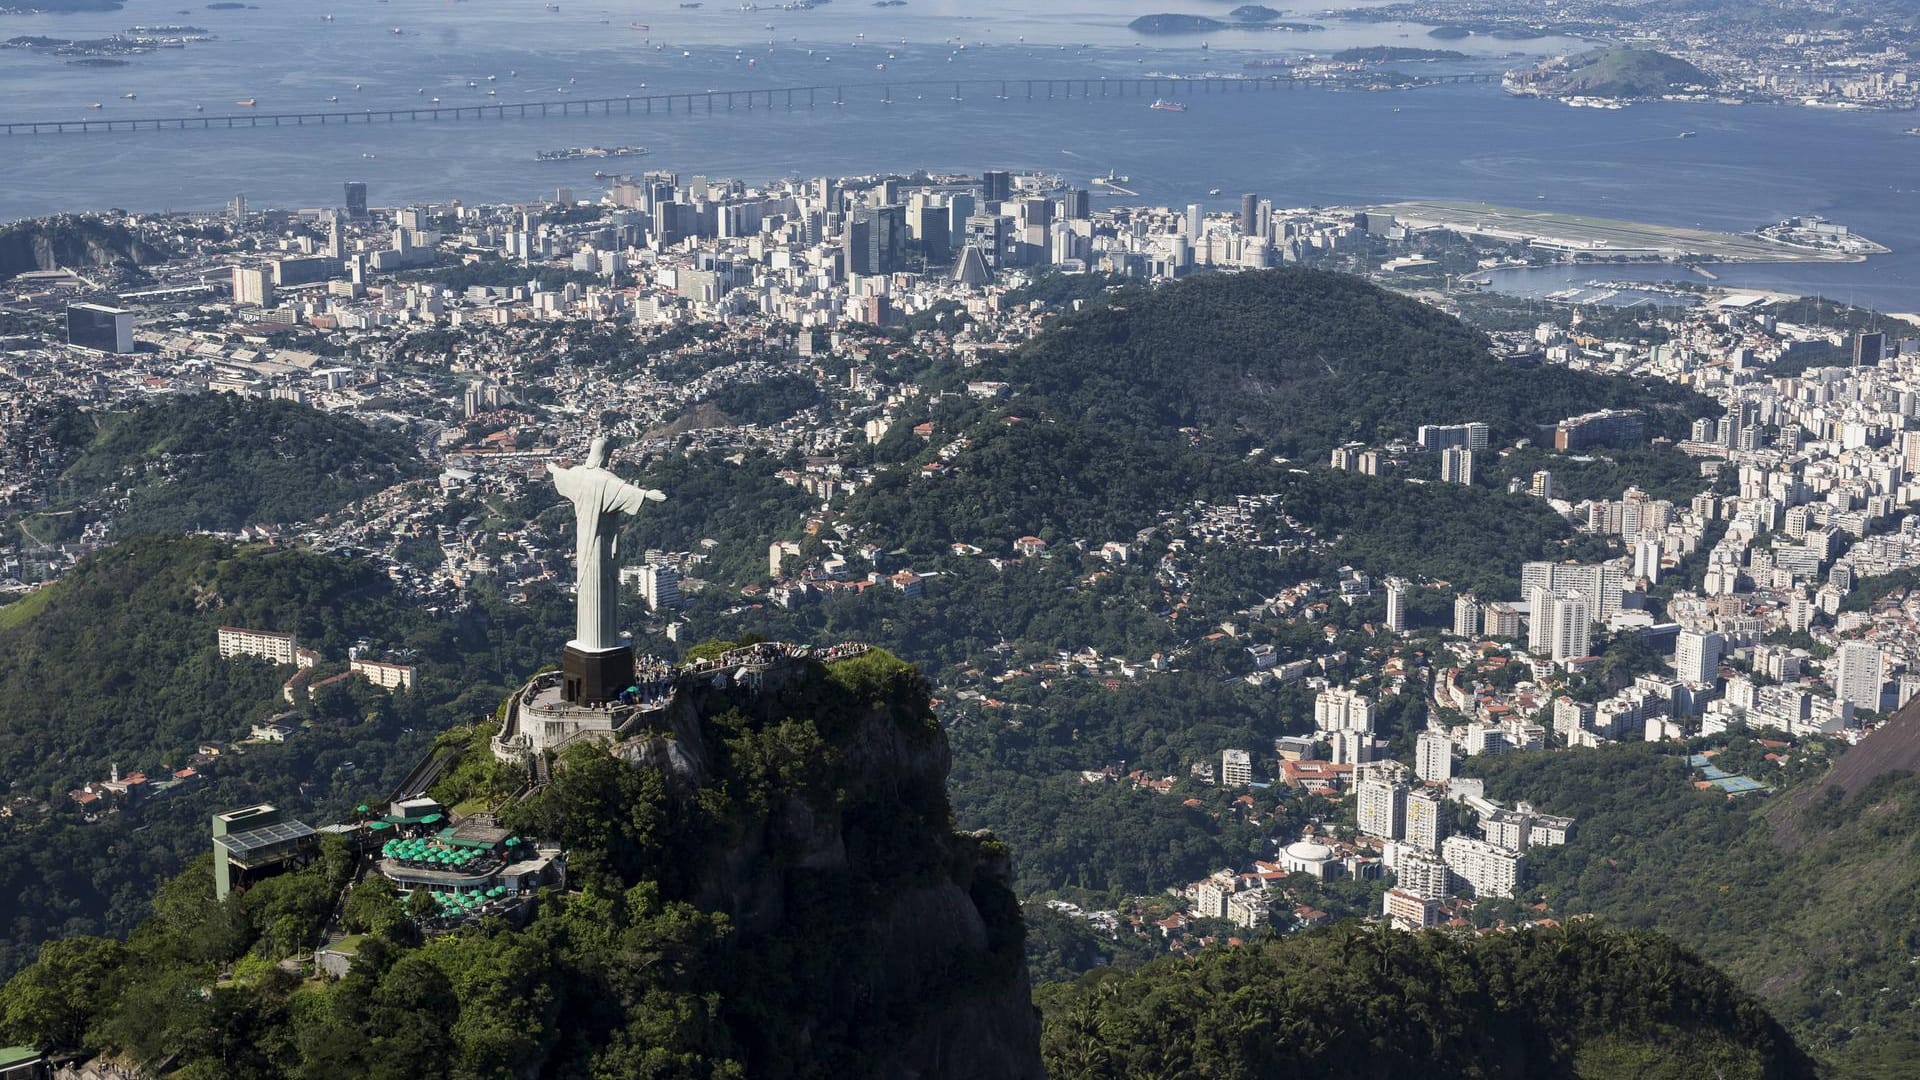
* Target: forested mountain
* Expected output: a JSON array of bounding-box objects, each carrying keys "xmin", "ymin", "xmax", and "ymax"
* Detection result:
[
  {"xmin": 0, "ymin": 536, "xmax": 573, "ymax": 978},
  {"xmin": 838, "ymin": 268, "xmax": 1712, "ymax": 553},
  {"xmin": 1038, "ymin": 921, "xmax": 1816, "ymax": 1079},
  {"xmin": 1466, "ymin": 735, "xmax": 1920, "ymax": 1078},
  {"xmin": 0, "ymin": 648, "xmax": 1043, "ymax": 1079},
  {"xmin": 25, "ymin": 394, "xmax": 427, "ymax": 535}
]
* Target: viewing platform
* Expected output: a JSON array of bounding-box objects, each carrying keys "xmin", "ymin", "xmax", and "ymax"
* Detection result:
[{"xmin": 490, "ymin": 641, "xmax": 873, "ymax": 763}]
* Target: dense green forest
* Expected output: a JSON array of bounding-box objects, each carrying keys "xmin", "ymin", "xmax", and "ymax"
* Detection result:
[
  {"xmin": 1037, "ymin": 921, "xmax": 1815, "ymax": 1079},
  {"xmin": 0, "ymin": 536, "xmax": 574, "ymax": 978},
  {"xmin": 1469, "ymin": 744, "xmax": 1920, "ymax": 1076},
  {"xmin": 838, "ymin": 268, "xmax": 1710, "ymax": 553},
  {"xmin": 0, "ymin": 650, "xmax": 1039, "ymax": 1078},
  {"xmin": 612, "ymin": 451, "xmax": 820, "ymax": 584},
  {"xmin": 30, "ymin": 394, "xmax": 427, "ymax": 535}
]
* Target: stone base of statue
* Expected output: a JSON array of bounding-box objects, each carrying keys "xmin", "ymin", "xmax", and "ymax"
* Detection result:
[{"xmin": 562, "ymin": 642, "xmax": 634, "ymax": 706}]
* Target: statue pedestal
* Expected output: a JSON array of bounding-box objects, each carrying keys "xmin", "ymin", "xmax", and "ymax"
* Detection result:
[{"xmin": 562, "ymin": 643, "xmax": 634, "ymax": 706}]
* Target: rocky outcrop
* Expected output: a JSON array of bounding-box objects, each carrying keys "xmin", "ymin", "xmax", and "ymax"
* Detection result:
[
  {"xmin": 608, "ymin": 650, "xmax": 1044, "ymax": 1077},
  {"xmin": 0, "ymin": 215, "xmax": 168, "ymax": 281}
]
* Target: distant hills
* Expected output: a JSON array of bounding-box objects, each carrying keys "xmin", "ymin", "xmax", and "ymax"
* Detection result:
[
  {"xmin": 1525, "ymin": 46, "xmax": 1713, "ymax": 97},
  {"xmin": 1473, "ymin": 732, "xmax": 1920, "ymax": 1077},
  {"xmin": 1129, "ymin": 11, "xmax": 1322, "ymax": 33},
  {"xmin": 1039, "ymin": 921, "xmax": 1817, "ymax": 1078},
  {"xmin": 841, "ymin": 268, "xmax": 1711, "ymax": 555},
  {"xmin": 24, "ymin": 393, "xmax": 427, "ymax": 536}
]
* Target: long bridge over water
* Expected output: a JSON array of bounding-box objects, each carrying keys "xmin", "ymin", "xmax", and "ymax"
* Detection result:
[{"xmin": 1, "ymin": 72, "xmax": 1502, "ymax": 136}]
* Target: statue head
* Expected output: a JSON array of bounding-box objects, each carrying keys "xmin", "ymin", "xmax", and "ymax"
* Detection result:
[{"xmin": 585, "ymin": 436, "xmax": 611, "ymax": 469}]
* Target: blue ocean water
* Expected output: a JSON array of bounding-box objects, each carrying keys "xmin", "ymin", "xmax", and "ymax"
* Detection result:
[{"xmin": 2, "ymin": 0, "xmax": 1915, "ymax": 308}]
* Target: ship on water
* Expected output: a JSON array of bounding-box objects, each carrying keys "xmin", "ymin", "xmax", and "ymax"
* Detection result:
[
  {"xmin": 537, "ymin": 145, "xmax": 650, "ymax": 161},
  {"xmin": 1150, "ymin": 99, "xmax": 1187, "ymax": 112}
]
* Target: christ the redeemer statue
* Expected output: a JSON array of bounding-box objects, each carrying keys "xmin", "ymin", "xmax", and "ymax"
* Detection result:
[{"xmin": 548, "ymin": 435, "xmax": 663, "ymax": 703}]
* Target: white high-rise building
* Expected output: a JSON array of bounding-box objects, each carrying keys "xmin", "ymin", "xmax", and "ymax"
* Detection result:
[
  {"xmin": 1452, "ymin": 594, "xmax": 1479, "ymax": 638},
  {"xmin": 637, "ymin": 564, "xmax": 683, "ymax": 612},
  {"xmin": 1836, "ymin": 640, "xmax": 1886, "ymax": 712},
  {"xmin": 1356, "ymin": 775, "xmax": 1409, "ymax": 841},
  {"xmin": 1440, "ymin": 446, "xmax": 1474, "ymax": 485},
  {"xmin": 1527, "ymin": 586, "xmax": 1554, "ymax": 654},
  {"xmin": 1328, "ymin": 728, "xmax": 1373, "ymax": 766},
  {"xmin": 1393, "ymin": 848, "xmax": 1450, "ymax": 900},
  {"xmin": 1633, "ymin": 535, "xmax": 1662, "ymax": 584},
  {"xmin": 1519, "ymin": 561, "xmax": 1625, "ymax": 621},
  {"xmin": 231, "ymin": 265, "xmax": 274, "ymax": 307},
  {"xmin": 1549, "ymin": 592, "xmax": 1592, "ymax": 662},
  {"xmin": 1314, "ymin": 687, "xmax": 1375, "ymax": 733},
  {"xmin": 1674, "ymin": 630, "xmax": 1723, "ymax": 685},
  {"xmin": 1530, "ymin": 470, "xmax": 1555, "ymax": 499},
  {"xmin": 1442, "ymin": 835, "xmax": 1525, "ymax": 899},
  {"xmin": 1414, "ymin": 730, "xmax": 1454, "ymax": 783},
  {"xmin": 1221, "ymin": 749, "xmax": 1253, "ymax": 787},
  {"xmin": 1405, "ymin": 787, "xmax": 1446, "ymax": 851},
  {"xmin": 1385, "ymin": 578, "xmax": 1408, "ymax": 635}
]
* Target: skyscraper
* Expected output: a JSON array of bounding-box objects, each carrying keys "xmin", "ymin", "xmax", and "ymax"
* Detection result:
[
  {"xmin": 1549, "ymin": 592, "xmax": 1592, "ymax": 662},
  {"xmin": 980, "ymin": 170, "xmax": 1011, "ymax": 204},
  {"xmin": 65, "ymin": 303, "xmax": 135, "ymax": 353},
  {"xmin": 1441, "ymin": 446, "xmax": 1474, "ymax": 485},
  {"xmin": 231, "ymin": 266, "xmax": 274, "ymax": 307},
  {"xmin": 344, "ymin": 180, "xmax": 368, "ymax": 221},
  {"xmin": 1415, "ymin": 730, "xmax": 1454, "ymax": 783},
  {"xmin": 1239, "ymin": 192, "xmax": 1259, "ymax": 235},
  {"xmin": 1674, "ymin": 629, "xmax": 1723, "ymax": 685},
  {"xmin": 1854, "ymin": 330, "xmax": 1886, "ymax": 368},
  {"xmin": 1836, "ymin": 640, "xmax": 1885, "ymax": 712},
  {"xmin": 1357, "ymin": 775, "xmax": 1409, "ymax": 841},
  {"xmin": 1404, "ymin": 787, "xmax": 1445, "ymax": 851},
  {"xmin": 1452, "ymin": 594, "xmax": 1480, "ymax": 638},
  {"xmin": 1385, "ymin": 578, "xmax": 1408, "ymax": 634}
]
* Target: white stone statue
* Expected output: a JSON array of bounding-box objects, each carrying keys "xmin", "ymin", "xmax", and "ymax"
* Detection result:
[{"xmin": 548, "ymin": 436, "xmax": 664, "ymax": 653}]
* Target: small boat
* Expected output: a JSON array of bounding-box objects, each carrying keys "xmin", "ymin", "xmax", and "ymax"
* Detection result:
[
  {"xmin": 352, "ymin": 83, "xmax": 362, "ymax": 90},
  {"xmin": 326, "ymin": 95, "xmax": 339, "ymax": 102},
  {"xmin": 1207, "ymin": 188, "xmax": 1222, "ymax": 196},
  {"xmin": 195, "ymin": 104, "xmax": 204, "ymax": 111},
  {"xmin": 631, "ymin": 21, "xmax": 650, "ymax": 29},
  {"xmin": 1150, "ymin": 98, "xmax": 1186, "ymax": 112},
  {"xmin": 236, "ymin": 98, "xmax": 257, "ymax": 107},
  {"xmin": 390, "ymin": 26, "xmax": 403, "ymax": 34},
  {"xmin": 1678, "ymin": 130, "xmax": 1696, "ymax": 138},
  {"xmin": 122, "ymin": 92, "xmax": 137, "ymax": 99},
  {"xmin": 88, "ymin": 102, "xmax": 104, "ymax": 110}
]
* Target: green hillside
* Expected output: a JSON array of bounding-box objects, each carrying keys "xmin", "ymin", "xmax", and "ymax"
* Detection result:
[
  {"xmin": 1038, "ymin": 921, "xmax": 1816, "ymax": 1079},
  {"xmin": 0, "ymin": 536, "xmax": 573, "ymax": 978},
  {"xmin": 838, "ymin": 268, "xmax": 1708, "ymax": 556},
  {"xmin": 0, "ymin": 648, "xmax": 1043, "ymax": 1078},
  {"xmin": 31, "ymin": 394, "xmax": 427, "ymax": 536},
  {"xmin": 1470, "ymin": 741, "xmax": 1920, "ymax": 1076},
  {"xmin": 1537, "ymin": 47, "xmax": 1713, "ymax": 97}
]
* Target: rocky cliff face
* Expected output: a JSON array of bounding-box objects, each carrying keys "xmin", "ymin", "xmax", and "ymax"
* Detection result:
[
  {"xmin": 0, "ymin": 215, "xmax": 168, "ymax": 281},
  {"xmin": 615, "ymin": 651, "xmax": 1044, "ymax": 1078}
]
